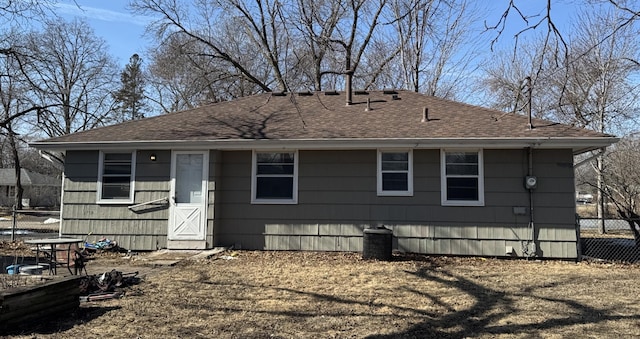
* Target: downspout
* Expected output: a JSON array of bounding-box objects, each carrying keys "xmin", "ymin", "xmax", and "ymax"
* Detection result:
[{"xmin": 526, "ymin": 147, "xmax": 536, "ymax": 258}]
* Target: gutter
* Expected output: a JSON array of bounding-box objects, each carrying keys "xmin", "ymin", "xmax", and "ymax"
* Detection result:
[{"xmin": 30, "ymin": 137, "xmax": 619, "ymax": 153}]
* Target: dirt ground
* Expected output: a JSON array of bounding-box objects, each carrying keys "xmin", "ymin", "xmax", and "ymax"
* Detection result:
[{"xmin": 2, "ymin": 249, "xmax": 640, "ymax": 339}]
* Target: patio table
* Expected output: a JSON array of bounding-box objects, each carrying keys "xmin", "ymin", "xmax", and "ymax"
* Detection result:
[{"xmin": 24, "ymin": 237, "xmax": 84, "ymax": 275}]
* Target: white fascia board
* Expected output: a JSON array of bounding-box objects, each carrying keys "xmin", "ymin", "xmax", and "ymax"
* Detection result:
[{"xmin": 30, "ymin": 136, "xmax": 618, "ymax": 152}]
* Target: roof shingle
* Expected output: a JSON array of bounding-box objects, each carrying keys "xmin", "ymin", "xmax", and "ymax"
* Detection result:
[{"xmin": 33, "ymin": 90, "xmax": 614, "ymax": 146}]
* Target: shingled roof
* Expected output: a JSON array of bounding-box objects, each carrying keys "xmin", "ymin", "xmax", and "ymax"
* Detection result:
[
  {"xmin": 0, "ymin": 169, "xmax": 60, "ymax": 186},
  {"xmin": 31, "ymin": 90, "xmax": 617, "ymax": 153}
]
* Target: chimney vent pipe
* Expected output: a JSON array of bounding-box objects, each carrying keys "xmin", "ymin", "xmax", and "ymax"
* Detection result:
[
  {"xmin": 345, "ymin": 70, "xmax": 353, "ymax": 106},
  {"xmin": 422, "ymin": 107, "xmax": 429, "ymax": 122}
]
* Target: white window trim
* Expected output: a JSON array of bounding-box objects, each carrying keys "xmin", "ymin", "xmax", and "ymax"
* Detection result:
[
  {"xmin": 440, "ymin": 149, "xmax": 484, "ymax": 206},
  {"xmin": 97, "ymin": 150, "xmax": 136, "ymax": 204},
  {"xmin": 377, "ymin": 149, "xmax": 413, "ymax": 196},
  {"xmin": 251, "ymin": 150, "xmax": 298, "ymax": 204}
]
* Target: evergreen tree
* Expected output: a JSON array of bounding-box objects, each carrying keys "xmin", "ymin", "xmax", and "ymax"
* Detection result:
[{"xmin": 114, "ymin": 54, "xmax": 146, "ymax": 121}]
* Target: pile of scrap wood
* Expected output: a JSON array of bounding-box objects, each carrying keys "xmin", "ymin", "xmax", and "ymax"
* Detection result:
[{"xmin": 79, "ymin": 270, "xmax": 141, "ymax": 302}]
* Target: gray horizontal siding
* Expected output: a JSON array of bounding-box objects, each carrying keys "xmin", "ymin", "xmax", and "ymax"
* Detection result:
[
  {"xmin": 217, "ymin": 149, "xmax": 578, "ymax": 259},
  {"xmin": 61, "ymin": 148, "xmax": 578, "ymax": 257},
  {"xmin": 61, "ymin": 150, "xmax": 174, "ymax": 251}
]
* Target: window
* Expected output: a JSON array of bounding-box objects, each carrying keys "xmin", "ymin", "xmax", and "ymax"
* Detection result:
[
  {"xmin": 98, "ymin": 151, "xmax": 135, "ymax": 203},
  {"xmin": 252, "ymin": 151, "xmax": 298, "ymax": 204},
  {"xmin": 441, "ymin": 150, "xmax": 484, "ymax": 206},
  {"xmin": 377, "ymin": 150, "xmax": 413, "ymax": 196},
  {"xmin": 5, "ymin": 186, "xmax": 15, "ymax": 197}
]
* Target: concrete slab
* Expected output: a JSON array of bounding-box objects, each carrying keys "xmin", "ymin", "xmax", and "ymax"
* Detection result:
[{"xmin": 187, "ymin": 247, "xmax": 227, "ymax": 260}]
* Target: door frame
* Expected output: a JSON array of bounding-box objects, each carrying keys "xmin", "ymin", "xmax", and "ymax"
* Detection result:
[{"xmin": 168, "ymin": 150, "xmax": 209, "ymax": 241}]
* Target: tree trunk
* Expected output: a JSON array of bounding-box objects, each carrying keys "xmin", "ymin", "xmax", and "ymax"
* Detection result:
[
  {"xmin": 622, "ymin": 213, "xmax": 640, "ymax": 247},
  {"xmin": 8, "ymin": 127, "xmax": 23, "ymax": 210}
]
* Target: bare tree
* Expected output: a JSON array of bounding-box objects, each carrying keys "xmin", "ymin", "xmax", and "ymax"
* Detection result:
[
  {"xmin": 132, "ymin": 0, "xmax": 283, "ymax": 93},
  {"xmin": 0, "ymin": 28, "xmax": 56, "ymax": 209},
  {"xmin": 0, "ymin": 0, "xmax": 53, "ymax": 37},
  {"xmin": 482, "ymin": 36, "xmax": 560, "ymax": 120},
  {"xmin": 330, "ymin": 0, "xmax": 390, "ymax": 99},
  {"xmin": 485, "ymin": 7, "xmax": 640, "ymax": 235},
  {"xmin": 600, "ymin": 137, "xmax": 640, "ymax": 245},
  {"xmin": 388, "ymin": 0, "xmax": 483, "ymax": 99},
  {"xmin": 486, "ymin": 1, "xmax": 640, "ymax": 67},
  {"xmin": 221, "ymin": 0, "xmax": 291, "ymax": 91},
  {"xmin": 550, "ymin": 11, "xmax": 640, "ymax": 130},
  {"xmin": 146, "ymin": 33, "xmax": 256, "ymax": 112},
  {"xmin": 0, "ymin": 43, "xmax": 28, "ymax": 209},
  {"xmin": 26, "ymin": 18, "xmax": 119, "ymax": 137},
  {"xmin": 136, "ymin": 0, "xmax": 399, "ymax": 108},
  {"xmin": 289, "ymin": 0, "xmax": 346, "ymax": 91},
  {"xmin": 556, "ymin": 10, "xmax": 640, "ymax": 232}
]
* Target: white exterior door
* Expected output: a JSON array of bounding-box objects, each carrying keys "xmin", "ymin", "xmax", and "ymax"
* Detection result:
[{"xmin": 169, "ymin": 151, "xmax": 208, "ymax": 241}]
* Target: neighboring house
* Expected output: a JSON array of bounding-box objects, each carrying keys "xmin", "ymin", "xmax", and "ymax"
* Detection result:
[
  {"xmin": 31, "ymin": 90, "xmax": 617, "ymax": 259},
  {"xmin": 0, "ymin": 168, "xmax": 61, "ymax": 208}
]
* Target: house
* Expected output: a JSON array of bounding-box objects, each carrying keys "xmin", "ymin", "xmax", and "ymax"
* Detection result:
[
  {"xmin": 30, "ymin": 90, "xmax": 617, "ymax": 258},
  {"xmin": 0, "ymin": 168, "xmax": 61, "ymax": 208}
]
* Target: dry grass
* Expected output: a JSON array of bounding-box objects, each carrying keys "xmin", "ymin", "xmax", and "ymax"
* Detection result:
[
  {"xmin": 576, "ymin": 204, "xmax": 597, "ymax": 218},
  {"xmin": 2, "ymin": 251, "xmax": 640, "ymax": 338}
]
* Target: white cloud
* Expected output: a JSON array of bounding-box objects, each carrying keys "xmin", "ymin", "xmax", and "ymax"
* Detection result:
[{"xmin": 54, "ymin": 3, "xmax": 153, "ymax": 26}]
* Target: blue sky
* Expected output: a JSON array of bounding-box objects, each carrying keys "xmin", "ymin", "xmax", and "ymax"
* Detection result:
[
  {"xmin": 54, "ymin": 0, "xmax": 154, "ymax": 66},
  {"xmin": 51, "ymin": 0, "xmax": 577, "ymax": 67}
]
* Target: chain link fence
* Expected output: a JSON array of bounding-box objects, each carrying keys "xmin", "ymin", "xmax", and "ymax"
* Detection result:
[
  {"xmin": 0, "ymin": 209, "xmax": 60, "ymax": 242},
  {"xmin": 579, "ymin": 217, "xmax": 640, "ymax": 264},
  {"xmin": 1, "ymin": 209, "xmax": 61, "ymax": 275}
]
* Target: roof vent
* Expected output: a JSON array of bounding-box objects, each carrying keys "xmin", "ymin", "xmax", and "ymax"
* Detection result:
[
  {"xmin": 365, "ymin": 98, "xmax": 372, "ymax": 111},
  {"xmin": 297, "ymin": 91, "xmax": 313, "ymax": 96},
  {"xmin": 272, "ymin": 92, "xmax": 287, "ymax": 97},
  {"xmin": 383, "ymin": 90, "xmax": 398, "ymax": 95},
  {"xmin": 354, "ymin": 90, "xmax": 369, "ymax": 95},
  {"xmin": 421, "ymin": 107, "xmax": 429, "ymax": 122},
  {"xmin": 324, "ymin": 91, "xmax": 339, "ymax": 96}
]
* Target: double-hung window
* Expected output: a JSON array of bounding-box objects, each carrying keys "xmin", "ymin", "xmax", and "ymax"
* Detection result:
[
  {"xmin": 377, "ymin": 150, "xmax": 413, "ymax": 196},
  {"xmin": 98, "ymin": 151, "xmax": 135, "ymax": 204},
  {"xmin": 441, "ymin": 150, "xmax": 484, "ymax": 206},
  {"xmin": 252, "ymin": 151, "xmax": 298, "ymax": 204}
]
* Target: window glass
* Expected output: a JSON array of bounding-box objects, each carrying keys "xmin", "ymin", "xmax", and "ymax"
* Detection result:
[
  {"xmin": 383, "ymin": 172, "xmax": 409, "ymax": 191},
  {"xmin": 175, "ymin": 154, "xmax": 204, "ymax": 203},
  {"xmin": 256, "ymin": 177, "xmax": 294, "ymax": 199},
  {"xmin": 446, "ymin": 177, "xmax": 479, "ymax": 200},
  {"xmin": 99, "ymin": 152, "xmax": 134, "ymax": 201},
  {"xmin": 378, "ymin": 151, "xmax": 412, "ymax": 196},
  {"xmin": 254, "ymin": 151, "xmax": 297, "ymax": 202},
  {"xmin": 442, "ymin": 150, "xmax": 483, "ymax": 205}
]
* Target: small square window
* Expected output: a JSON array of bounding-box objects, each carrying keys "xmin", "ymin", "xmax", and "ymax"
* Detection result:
[
  {"xmin": 377, "ymin": 150, "xmax": 413, "ymax": 196},
  {"xmin": 441, "ymin": 150, "xmax": 484, "ymax": 206},
  {"xmin": 252, "ymin": 151, "xmax": 298, "ymax": 204}
]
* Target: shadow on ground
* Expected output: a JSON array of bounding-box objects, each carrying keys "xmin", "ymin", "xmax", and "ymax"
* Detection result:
[
  {"xmin": 365, "ymin": 257, "xmax": 640, "ymax": 338},
  {"xmin": 1, "ymin": 306, "xmax": 121, "ymax": 336}
]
